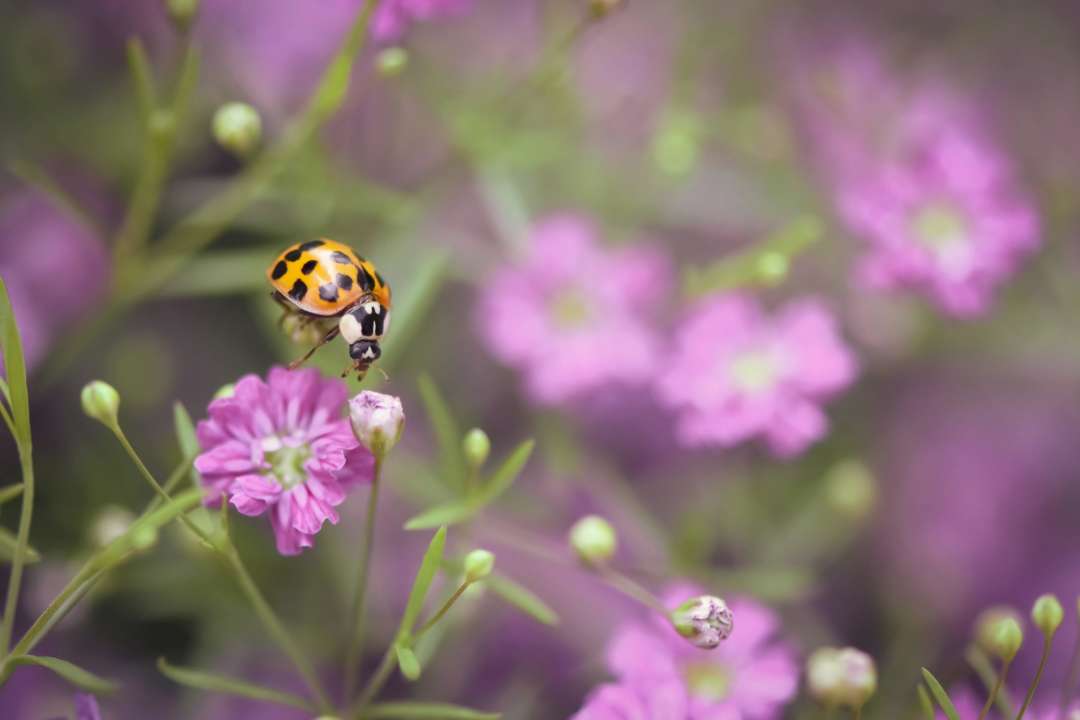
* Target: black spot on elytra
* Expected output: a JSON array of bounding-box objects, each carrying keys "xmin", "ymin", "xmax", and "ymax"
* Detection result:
[
  {"xmin": 330, "ymin": 251, "xmax": 353, "ymax": 265},
  {"xmin": 288, "ymin": 279, "xmax": 308, "ymax": 301},
  {"xmin": 271, "ymin": 261, "xmax": 288, "ymax": 280},
  {"xmin": 285, "ymin": 248, "xmax": 303, "ymax": 262},
  {"xmin": 357, "ymin": 267, "xmax": 375, "ymax": 291},
  {"xmin": 318, "ymin": 284, "xmax": 339, "ymax": 302},
  {"xmin": 335, "ymin": 273, "xmax": 353, "ymax": 290},
  {"xmin": 299, "ymin": 240, "xmax": 325, "ymax": 251},
  {"xmin": 301, "ymin": 259, "xmax": 318, "ymax": 274}
]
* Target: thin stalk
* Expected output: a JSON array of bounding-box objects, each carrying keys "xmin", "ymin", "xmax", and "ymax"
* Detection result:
[
  {"xmin": 980, "ymin": 659, "xmax": 1012, "ymax": 720},
  {"xmin": 0, "ymin": 442, "xmax": 34, "ymax": 657},
  {"xmin": 9, "ymin": 564, "xmax": 103, "ymax": 658},
  {"xmin": 343, "ymin": 456, "xmax": 383, "ymax": 700},
  {"xmin": 1061, "ymin": 627, "xmax": 1080, "ymax": 713},
  {"xmin": 413, "ymin": 581, "xmax": 470, "ymax": 639},
  {"xmin": 966, "ymin": 645, "xmax": 1017, "ymax": 718},
  {"xmin": 595, "ymin": 563, "xmax": 668, "ymax": 616},
  {"xmin": 222, "ymin": 545, "xmax": 332, "ymax": 714},
  {"xmin": 853, "ymin": 705, "xmax": 863, "ymax": 720},
  {"xmin": 352, "ymin": 643, "xmax": 398, "ymax": 714},
  {"xmin": 1016, "ymin": 637, "xmax": 1053, "ymax": 720}
]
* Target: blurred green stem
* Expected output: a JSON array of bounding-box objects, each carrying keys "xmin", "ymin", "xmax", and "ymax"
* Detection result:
[
  {"xmin": 1016, "ymin": 637, "xmax": 1053, "ymax": 720},
  {"xmin": 595, "ymin": 563, "xmax": 668, "ymax": 616},
  {"xmin": 343, "ymin": 456, "xmax": 383, "ymax": 701},
  {"xmin": 980, "ymin": 659, "xmax": 1012, "ymax": 720},
  {"xmin": 353, "ymin": 643, "xmax": 398, "ymax": 715},
  {"xmin": 967, "ymin": 645, "xmax": 1016, "ymax": 718},
  {"xmin": 0, "ymin": 440, "xmax": 33, "ymax": 657},
  {"xmin": 413, "ymin": 580, "xmax": 471, "ymax": 639},
  {"xmin": 1061, "ymin": 627, "xmax": 1080, "ymax": 712}
]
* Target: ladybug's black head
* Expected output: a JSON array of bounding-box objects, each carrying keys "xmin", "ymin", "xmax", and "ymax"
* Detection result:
[{"xmin": 349, "ymin": 340, "xmax": 381, "ymax": 364}]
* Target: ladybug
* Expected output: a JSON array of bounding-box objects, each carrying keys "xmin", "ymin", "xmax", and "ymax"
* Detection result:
[{"xmin": 267, "ymin": 238, "xmax": 392, "ymax": 378}]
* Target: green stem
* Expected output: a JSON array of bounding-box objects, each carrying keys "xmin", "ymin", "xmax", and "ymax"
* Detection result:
[
  {"xmin": 1016, "ymin": 637, "xmax": 1053, "ymax": 720},
  {"xmin": 0, "ymin": 441, "xmax": 34, "ymax": 657},
  {"xmin": 353, "ymin": 643, "xmax": 398, "ymax": 714},
  {"xmin": 981, "ymin": 659, "xmax": 1012, "ymax": 720},
  {"xmin": 966, "ymin": 645, "xmax": 1016, "ymax": 718},
  {"xmin": 9, "ymin": 564, "xmax": 101, "ymax": 659},
  {"xmin": 595, "ymin": 563, "xmax": 668, "ymax": 616},
  {"xmin": 222, "ymin": 544, "xmax": 333, "ymax": 714},
  {"xmin": 413, "ymin": 581, "xmax": 470, "ymax": 640},
  {"xmin": 343, "ymin": 456, "xmax": 383, "ymax": 701},
  {"xmin": 1061, "ymin": 628, "xmax": 1080, "ymax": 713}
]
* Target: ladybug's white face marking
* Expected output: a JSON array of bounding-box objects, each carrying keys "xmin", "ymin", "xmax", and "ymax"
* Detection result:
[{"xmin": 339, "ymin": 312, "xmax": 365, "ymax": 344}]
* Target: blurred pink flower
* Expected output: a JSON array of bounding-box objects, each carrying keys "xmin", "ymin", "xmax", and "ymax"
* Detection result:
[
  {"xmin": 574, "ymin": 584, "xmax": 798, "ymax": 720},
  {"xmin": 476, "ymin": 214, "xmax": 672, "ymax": 407},
  {"xmin": 0, "ymin": 187, "xmax": 110, "ymax": 371},
  {"xmin": 657, "ymin": 294, "xmax": 857, "ymax": 457},
  {"xmin": 838, "ymin": 90, "xmax": 1041, "ymax": 317},
  {"xmin": 373, "ymin": 0, "xmax": 472, "ymax": 42},
  {"xmin": 195, "ymin": 367, "xmax": 375, "ymax": 555},
  {"xmin": 74, "ymin": 693, "xmax": 102, "ymax": 720}
]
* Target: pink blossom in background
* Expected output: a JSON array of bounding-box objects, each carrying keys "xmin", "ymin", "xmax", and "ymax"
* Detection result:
[
  {"xmin": 373, "ymin": 0, "xmax": 472, "ymax": 42},
  {"xmin": 476, "ymin": 214, "xmax": 672, "ymax": 407},
  {"xmin": 838, "ymin": 90, "xmax": 1041, "ymax": 317},
  {"xmin": 657, "ymin": 294, "xmax": 857, "ymax": 457},
  {"xmin": 74, "ymin": 693, "xmax": 102, "ymax": 720},
  {"xmin": 195, "ymin": 367, "xmax": 375, "ymax": 555},
  {"xmin": 574, "ymin": 584, "xmax": 798, "ymax": 720}
]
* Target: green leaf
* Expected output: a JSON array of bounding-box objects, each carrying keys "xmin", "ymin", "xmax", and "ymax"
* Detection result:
[
  {"xmin": 398, "ymin": 526, "xmax": 447, "ymax": 638},
  {"xmin": 487, "ymin": 573, "xmax": 559, "ymax": 626},
  {"xmin": 173, "ymin": 402, "xmax": 201, "ymax": 488},
  {"xmin": 0, "ymin": 277, "xmax": 31, "ymax": 446},
  {"xmin": 394, "ymin": 643, "xmax": 422, "ymax": 681},
  {"xmin": 372, "ymin": 252, "xmax": 449, "ymax": 376},
  {"xmin": 160, "ymin": 250, "xmax": 273, "ymax": 297},
  {"xmin": 8, "ymin": 655, "xmax": 118, "ymax": 693},
  {"xmin": 157, "ymin": 658, "xmax": 316, "ymax": 712},
  {"xmin": 481, "ymin": 440, "xmax": 534, "ymax": 503},
  {"xmin": 126, "ymin": 38, "xmax": 157, "ymax": 126},
  {"xmin": 404, "ymin": 500, "xmax": 476, "ymax": 531},
  {"xmin": 417, "ymin": 374, "xmax": 464, "ymax": 491},
  {"xmin": 0, "ymin": 483, "xmax": 23, "ymax": 506},
  {"xmin": 0, "ymin": 526, "xmax": 40, "ymax": 563},
  {"xmin": 921, "ymin": 667, "xmax": 960, "ymax": 720},
  {"xmin": 917, "ymin": 685, "xmax": 936, "ymax": 720},
  {"xmin": 366, "ymin": 701, "xmax": 501, "ymax": 719}
]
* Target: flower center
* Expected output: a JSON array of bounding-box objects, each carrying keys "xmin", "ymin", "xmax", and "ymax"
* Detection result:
[
  {"xmin": 264, "ymin": 441, "xmax": 311, "ymax": 490},
  {"xmin": 684, "ymin": 662, "xmax": 731, "ymax": 701},
  {"xmin": 728, "ymin": 349, "xmax": 780, "ymax": 394},
  {"xmin": 549, "ymin": 288, "xmax": 593, "ymax": 330},
  {"xmin": 912, "ymin": 202, "xmax": 968, "ymax": 252}
]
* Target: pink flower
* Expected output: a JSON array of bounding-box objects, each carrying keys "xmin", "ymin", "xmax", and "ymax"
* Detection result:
[
  {"xmin": 476, "ymin": 214, "xmax": 672, "ymax": 406},
  {"xmin": 574, "ymin": 584, "xmax": 798, "ymax": 720},
  {"xmin": 75, "ymin": 693, "xmax": 102, "ymax": 720},
  {"xmin": 194, "ymin": 367, "xmax": 375, "ymax": 555},
  {"xmin": 657, "ymin": 294, "xmax": 857, "ymax": 457},
  {"xmin": 838, "ymin": 90, "xmax": 1041, "ymax": 317},
  {"xmin": 372, "ymin": 0, "xmax": 472, "ymax": 42}
]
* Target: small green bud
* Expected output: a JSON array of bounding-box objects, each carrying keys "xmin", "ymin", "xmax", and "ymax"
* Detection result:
[
  {"xmin": 212, "ymin": 102, "xmax": 262, "ymax": 157},
  {"xmin": 823, "ymin": 459, "xmax": 877, "ymax": 519},
  {"xmin": 671, "ymin": 595, "xmax": 734, "ymax": 650},
  {"xmin": 991, "ymin": 617, "xmax": 1024, "ymax": 662},
  {"xmin": 213, "ymin": 383, "xmax": 236, "ymax": 401},
  {"xmin": 463, "ymin": 428, "xmax": 491, "ymax": 470},
  {"xmin": 1032, "ymin": 594, "xmax": 1064, "ymax": 637},
  {"xmin": 166, "ymin": 0, "xmax": 200, "ymax": 28},
  {"xmin": 463, "ymin": 549, "xmax": 495, "ymax": 583},
  {"xmin": 974, "ymin": 606, "xmax": 1023, "ymax": 656},
  {"xmin": 806, "ymin": 647, "xmax": 877, "ymax": 708},
  {"xmin": 756, "ymin": 252, "xmax": 789, "ymax": 285},
  {"xmin": 589, "ymin": 0, "xmax": 625, "ymax": 18},
  {"xmin": 568, "ymin": 515, "xmax": 617, "ymax": 564},
  {"xmin": 376, "ymin": 47, "xmax": 409, "ymax": 77},
  {"xmin": 81, "ymin": 380, "xmax": 121, "ymax": 429}
]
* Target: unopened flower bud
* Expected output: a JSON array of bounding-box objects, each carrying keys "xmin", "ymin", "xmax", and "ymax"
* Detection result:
[
  {"xmin": 166, "ymin": 0, "xmax": 199, "ymax": 28},
  {"xmin": 1033, "ymin": 594, "xmax": 1064, "ymax": 637},
  {"xmin": 463, "ymin": 428, "xmax": 491, "ymax": 470},
  {"xmin": 671, "ymin": 595, "xmax": 734, "ymax": 650},
  {"xmin": 823, "ymin": 459, "xmax": 877, "ymax": 519},
  {"xmin": 91, "ymin": 505, "xmax": 135, "ymax": 547},
  {"xmin": 464, "ymin": 549, "xmax": 495, "ymax": 582},
  {"xmin": 81, "ymin": 380, "xmax": 121, "ymax": 429},
  {"xmin": 589, "ymin": 0, "xmax": 625, "ymax": 18},
  {"xmin": 806, "ymin": 647, "xmax": 877, "ymax": 708},
  {"xmin": 376, "ymin": 47, "xmax": 409, "ymax": 77},
  {"xmin": 212, "ymin": 102, "xmax": 262, "ymax": 157},
  {"xmin": 349, "ymin": 391, "xmax": 405, "ymax": 458},
  {"xmin": 568, "ymin": 515, "xmax": 617, "ymax": 564},
  {"xmin": 975, "ymin": 606, "xmax": 1023, "ymax": 656},
  {"xmin": 991, "ymin": 618, "xmax": 1024, "ymax": 662}
]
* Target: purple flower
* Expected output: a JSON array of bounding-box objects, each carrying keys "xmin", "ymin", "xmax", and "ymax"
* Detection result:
[
  {"xmin": 837, "ymin": 90, "xmax": 1041, "ymax": 317},
  {"xmin": 476, "ymin": 214, "xmax": 672, "ymax": 407},
  {"xmin": 0, "ymin": 187, "xmax": 109, "ymax": 370},
  {"xmin": 574, "ymin": 584, "xmax": 798, "ymax": 720},
  {"xmin": 657, "ymin": 294, "xmax": 857, "ymax": 457},
  {"xmin": 194, "ymin": 367, "xmax": 375, "ymax": 555},
  {"xmin": 372, "ymin": 0, "xmax": 472, "ymax": 43},
  {"xmin": 74, "ymin": 693, "xmax": 102, "ymax": 720}
]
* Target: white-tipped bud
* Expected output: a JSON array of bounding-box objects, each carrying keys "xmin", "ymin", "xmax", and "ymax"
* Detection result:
[
  {"xmin": 806, "ymin": 647, "xmax": 877, "ymax": 708},
  {"xmin": 462, "ymin": 428, "xmax": 491, "ymax": 470},
  {"xmin": 568, "ymin": 515, "xmax": 617, "ymax": 564},
  {"xmin": 671, "ymin": 595, "xmax": 735, "ymax": 650},
  {"xmin": 81, "ymin": 380, "xmax": 121, "ymax": 429},
  {"xmin": 91, "ymin": 505, "xmax": 136, "ymax": 547},
  {"xmin": 1033, "ymin": 594, "xmax": 1064, "ymax": 638},
  {"xmin": 376, "ymin": 47, "xmax": 409, "ymax": 77},
  {"xmin": 212, "ymin": 102, "xmax": 262, "ymax": 157},
  {"xmin": 349, "ymin": 391, "xmax": 405, "ymax": 458},
  {"xmin": 463, "ymin": 549, "xmax": 495, "ymax": 583}
]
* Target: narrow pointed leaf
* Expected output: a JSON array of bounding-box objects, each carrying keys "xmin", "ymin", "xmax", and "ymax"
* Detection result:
[
  {"xmin": 398, "ymin": 526, "xmax": 447, "ymax": 637},
  {"xmin": 481, "ymin": 439, "xmax": 534, "ymax": 503},
  {"xmin": 417, "ymin": 374, "xmax": 464, "ymax": 490},
  {"xmin": 173, "ymin": 402, "xmax": 201, "ymax": 487},
  {"xmin": 404, "ymin": 500, "xmax": 476, "ymax": 531},
  {"xmin": 157, "ymin": 658, "xmax": 316, "ymax": 712},
  {"xmin": 917, "ymin": 685, "xmax": 935, "ymax": 720},
  {"xmin": 0, "ymin": 526, "xmax": 40, "ymax": 563},
  {"xmin": 9, "ymin": 655, "xmax": 118, "ymax": 693},
  {"xmin": 394, "ymin": 643, "xmax": 422, "ymax": 681},
  {"xmin": 0, "ymin": 483, "xmax": 23, "ymax": 506},
  {"xmin": 0, "ymin": 277, "xmax": 31, "ymax": 444},
  {"xmin": 921, "ymin": 668, "xmax": 960, "ymax": 720},
  {"xmin": 366, "ymin": 702, "xmax": 501, "ymax": 719},
  {"xmin": 487, "ymin": 573, "xmax": 558, "ymax": 626}
]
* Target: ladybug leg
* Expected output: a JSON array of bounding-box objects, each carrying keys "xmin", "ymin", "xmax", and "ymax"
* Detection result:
[{"xmin": 287, "ymin": 325, "xmax": 340, "ymax": 370}]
